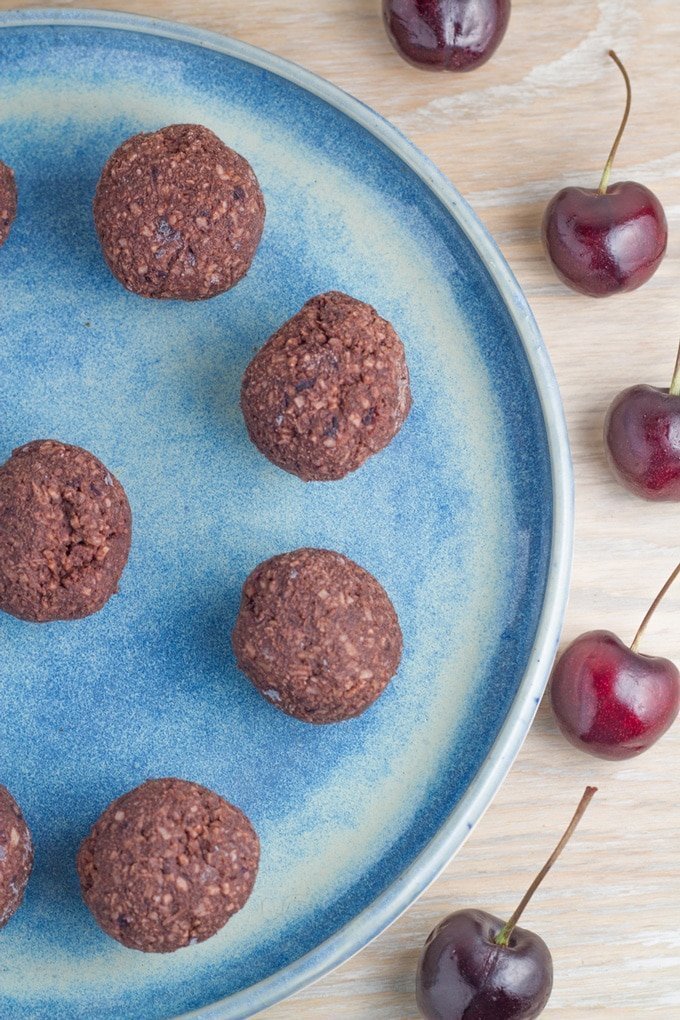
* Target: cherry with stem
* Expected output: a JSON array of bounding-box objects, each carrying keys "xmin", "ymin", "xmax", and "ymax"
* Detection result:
[
  {"xmin": 551, "ymin": 562, "xmax": 680, "ymax": 759},
  {"xmin": 605, "ymin": 333, "xmax": 680, "ymax": 500},
  {"xmin": 416, "ymin": 788, "xmax": 597, "ymax": 1020},
  {"xmin": 542, "ymin": 50, "xmax": 667, "ymax": 297}
]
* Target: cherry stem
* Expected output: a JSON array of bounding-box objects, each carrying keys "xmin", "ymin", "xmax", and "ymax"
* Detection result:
[
  {"xmin": 669, "ymin": 338, "xmax": 680, "ymax": 397},
  {"xmin": 630, "ymin": 561, "xmax": 680, "ymax": 653},
  {"xmin": 597, "ymin": 51, "xmax": 632, "ymax": 196},
  {"xmin": 495, "ymin": 787, "xmax": 597, "ymax": 947}
]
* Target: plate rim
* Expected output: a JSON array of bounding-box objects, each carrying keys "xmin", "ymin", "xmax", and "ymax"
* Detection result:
[{"xmin": 0, "ymin": 8, "xmax": 574, "ymax": 1019}]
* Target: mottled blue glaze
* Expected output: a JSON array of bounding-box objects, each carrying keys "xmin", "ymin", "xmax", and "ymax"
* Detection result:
[{"xmin": 0, "ymin": 10, "xmax": 572, "ymax": 1020}]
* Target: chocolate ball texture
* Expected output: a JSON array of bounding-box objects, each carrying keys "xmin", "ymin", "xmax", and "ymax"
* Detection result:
[
  {"xmin": 77, "ymin": 778, "xmax": 260, "ymax": 953},
  {"xmin": 0, "ymin": 785, "xmax": 33, "ymax": 929},
  {"xmin": 241, "ymin": 291, "xmax": 412, "ymax": 481},
  {"xmin": 232, "ymin": 548, "xmax": 403, "ymax": 723},
  {"xmin": 0, "ymin": 440, "xmax": 132, "ymax": 623},
  {"xmin": 94, "ymin": 124, "xmax": 265, "ymax": 300},
  {"xmin": 0, "ymin": 161, "xmax": 17, "ymax": 248}
]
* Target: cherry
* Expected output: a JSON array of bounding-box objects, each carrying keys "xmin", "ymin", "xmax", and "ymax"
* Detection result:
[
  {"xmin": 417, "ymin": 909, "xmax": 552, "ymax": 1019},
  {"xmin": 543, "ymin": 51, "xmax": 667, "ymax": 297},
  {"xmin": 551, "ymin": 564, "xmax": 680, "ymax": 759},
  {"xmin": 604, "ymin": 336, "xmax": 680, "ymax": 500},
  {"xmin": 383, "ymin": 0, "xmax": 511, "ymax": 73},
  {"xmin": 416, "ymin": 788, "xmax": 597, "ymax": 1019}
]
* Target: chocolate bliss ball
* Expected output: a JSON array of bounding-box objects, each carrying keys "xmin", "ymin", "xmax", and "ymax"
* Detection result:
[
  {"xmin": 0, "ymin": 440, "xmax": 132, "ymax": 623},
  {"xmin": 0, "ymin": 160, "xmax": 17, "ymax": 248},
  {"xmin": 240, "ymin": 291, "xmax": 412, "ymax": 481},
  {"xmin": 77, "ymin": 778, "xmax": 260, "ymax": 953},
  {"xmin": 94, "ymin": 124, "xmax": 265, "ymax": 300},
  {"xmin": 232, "ymin": 548, "xmax": 403, "ymax": 723},
  {"xmin": 0, "ymin": 785, "xmax": 33, "ymax": 929}
]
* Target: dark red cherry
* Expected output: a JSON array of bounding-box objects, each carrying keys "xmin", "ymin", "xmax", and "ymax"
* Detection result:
[
  {"xmin": 551, "ymin": 631, "xmax": 679, "ymax": 760},
  {"xmin": 543, "ymin": 182, "xmax": 666, "ymax": 297},
  {"xmin": 604, "ymin": 339, "xmax": 680, "ymax": 499},
  {"xmin": 383, "ymin": 0, "xmax": 511, "ymax": 72},
  {"xmin": 417, "ymin": 909, "xmax": 552, "ymax": 1019},
  {"xmin": 551, "ymin": 565, "xmax": 680, "ymax": 760},
  {"xmin": 543, "ymin": 52, "xmax": 667, "ymax": 297},
  {"xmin": 416, "ymin": 789, "xmax": 597, "ymax": 1020}
]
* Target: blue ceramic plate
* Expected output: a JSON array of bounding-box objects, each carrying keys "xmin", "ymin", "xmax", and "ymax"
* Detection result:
[{"xmin": 0, "ymin": 9, "xmax": 572, "ymax": 1019}]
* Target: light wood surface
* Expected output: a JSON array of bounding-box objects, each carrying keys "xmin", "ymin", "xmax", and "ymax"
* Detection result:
[{"xmin": 5, "ymin": 1, "xmax": 680, "ymax": 1016}]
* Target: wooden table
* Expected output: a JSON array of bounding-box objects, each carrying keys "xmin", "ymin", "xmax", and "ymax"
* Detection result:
[{"xmin": 6, "ymin": 2, "xmax": 679, "ymax": 1016}]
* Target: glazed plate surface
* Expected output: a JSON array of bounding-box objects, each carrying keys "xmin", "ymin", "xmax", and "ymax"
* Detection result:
[{"xmin": 0, "ymin": 10, "xmax": 572, "ymax": 1020}]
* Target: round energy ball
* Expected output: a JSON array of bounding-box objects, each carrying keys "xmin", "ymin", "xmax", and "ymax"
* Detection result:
[
  {"xmin": 0, "ymin": 160, "xmax": 17, "ymax": 248},
  {"xmin": 232, "ymin": 548, "xmax": 403, "ymax": 723},
  {"xmin": 77, "ymin": 778, "xmax": 260, "ymax": 953},
  {"xmin": 240, "ymin": 291, "xmax": 412, "ymax": 481},
  {"xmin": 0, "ymin": 440, "xmax": 132, "ymax": 623},
  {"xmin": 0, "ymin": 784, "xmax": 33, "ymax": 929},
  {"xmin": 93, "ymin": 123, "xmax": 265, "ymax": 300}
]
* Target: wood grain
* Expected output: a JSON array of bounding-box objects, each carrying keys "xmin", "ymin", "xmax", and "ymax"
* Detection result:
[{"xmin": 3, "ymin": 1, "xmax": 679, "ymax": 1015}]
